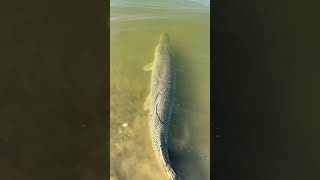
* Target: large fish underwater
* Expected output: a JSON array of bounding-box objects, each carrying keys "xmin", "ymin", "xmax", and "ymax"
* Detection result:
[{"xmin": 143, "ymin": 33, "xmax": 179, "ymax": 180}]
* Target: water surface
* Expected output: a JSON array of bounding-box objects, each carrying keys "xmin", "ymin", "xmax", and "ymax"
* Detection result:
[{"xmin": 110, "ymin": 0, "xmax": 210, "ymax": 179}]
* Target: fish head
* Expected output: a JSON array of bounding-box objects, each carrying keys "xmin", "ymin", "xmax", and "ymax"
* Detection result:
[{"xmin": 159, "ymin": 32, "xmax": 170, "ymax": 44}]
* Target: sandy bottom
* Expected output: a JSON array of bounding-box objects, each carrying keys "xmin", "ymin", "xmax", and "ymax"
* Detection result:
[{"xmin": 110, "ymin": 59, "xmax": 210, "ymax": 180}]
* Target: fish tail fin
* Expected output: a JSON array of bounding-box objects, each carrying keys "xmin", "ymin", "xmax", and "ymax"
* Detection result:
[
  {"xmin": 158, "ymin": 147, "xmax": 180, "ymax": 180},
  {"xmin": 166, "ymin": 166, "xmax": 180, "ymax": 180}
]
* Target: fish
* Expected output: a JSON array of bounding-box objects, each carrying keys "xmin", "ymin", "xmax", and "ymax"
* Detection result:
[{"xmin": 143, "ymin": 33, "xmax": 179, "ymax": 180}]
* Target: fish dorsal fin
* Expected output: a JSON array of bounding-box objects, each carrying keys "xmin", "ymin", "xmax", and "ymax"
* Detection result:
[
  {"xmin": 143, "ymin": 62, "xmax": 153, "ymax": 71},
  {"xmin": 143, "ymin": 94, "xmax": 151, "ymax": 110}
]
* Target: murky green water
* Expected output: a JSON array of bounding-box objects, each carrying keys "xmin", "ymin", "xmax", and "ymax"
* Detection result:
[{"xmin": 110, "ymin": 0, "xmax": 210, "ymax": 179}]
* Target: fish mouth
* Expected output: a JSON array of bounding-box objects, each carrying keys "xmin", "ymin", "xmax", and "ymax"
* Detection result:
[{"xmin": 159, "ymin": 32, "xmax": 170, "ymax": 44}]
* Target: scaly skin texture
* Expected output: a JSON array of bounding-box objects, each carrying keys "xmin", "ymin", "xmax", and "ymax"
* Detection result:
[{"xmin": 148, "ymin": 33, "xmax": 179, "ymax": 180}]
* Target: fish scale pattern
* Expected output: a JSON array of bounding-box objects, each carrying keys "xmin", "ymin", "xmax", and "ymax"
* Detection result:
[{"xmin": 148, "ymin": 34, "xmax": 178, "ymax": 180}]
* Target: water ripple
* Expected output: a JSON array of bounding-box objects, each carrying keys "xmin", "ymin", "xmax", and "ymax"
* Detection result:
[
  {"xmin": 111, "ymin": 0, "xmax": 209, "ymax": 12},
  {"xmin": 111, "ymin": 14, "xmax": 166, "ymax": 22}
]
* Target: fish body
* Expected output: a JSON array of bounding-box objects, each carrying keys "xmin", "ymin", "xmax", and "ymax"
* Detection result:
[{"xmin": 145, "ymin": 33, "xmax": 178, "ymax": 180}]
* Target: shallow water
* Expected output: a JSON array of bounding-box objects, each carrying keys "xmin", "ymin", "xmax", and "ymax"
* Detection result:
[{"xmin": 110, "ymin": 0, "xmax": 210, "ymax": 179}]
